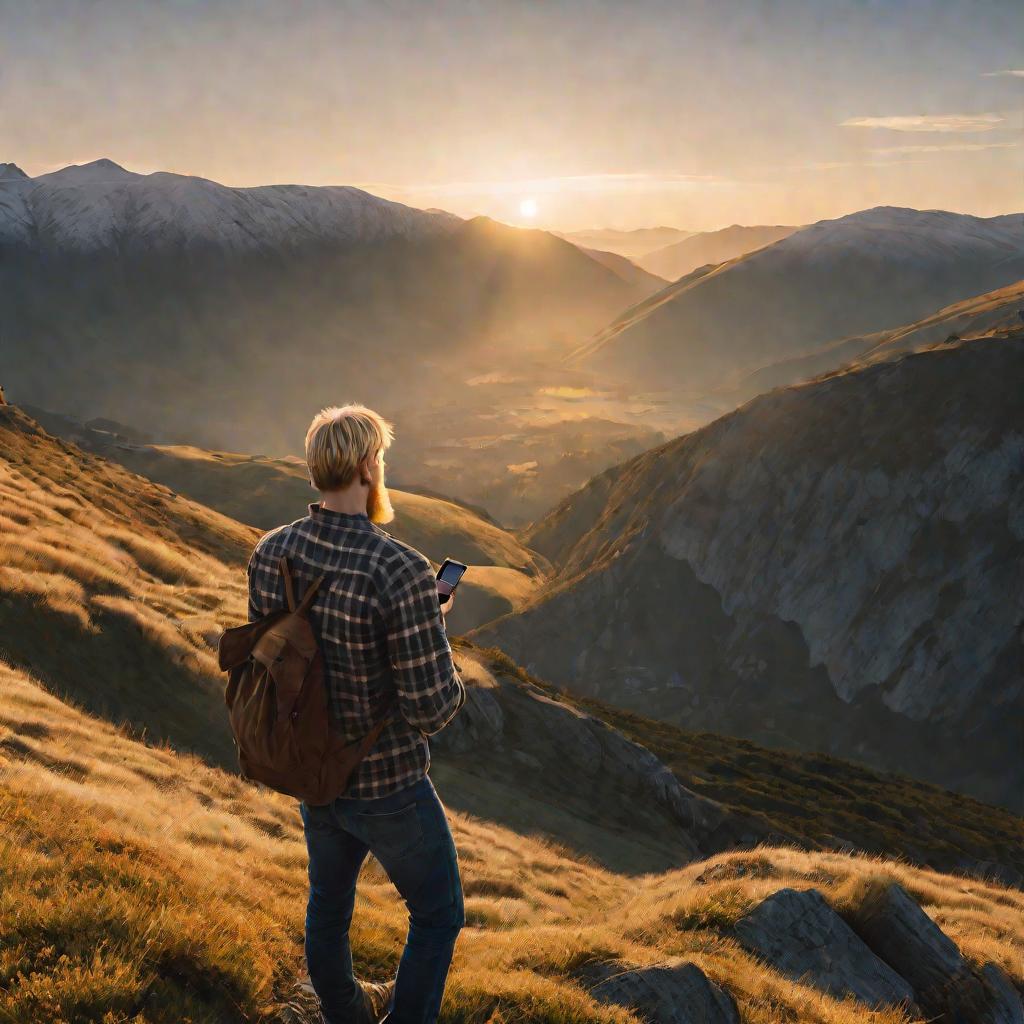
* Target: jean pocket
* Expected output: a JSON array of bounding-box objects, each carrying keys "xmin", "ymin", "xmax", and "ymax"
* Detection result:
[
  {"xmin": 356, "ymin": 801, "xmax": 424, "ymax": 859},
  {"xmin": 301, "ymin": 800, "xmax": 337, "ymax": 833}
]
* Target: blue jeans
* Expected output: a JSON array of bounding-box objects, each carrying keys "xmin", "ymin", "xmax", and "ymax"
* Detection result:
[{"xmin": 300, "ymin": 774, "xmax": 465, "ymax": 1024}]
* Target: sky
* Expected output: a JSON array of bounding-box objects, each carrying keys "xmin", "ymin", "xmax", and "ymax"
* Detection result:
[{"xmin": 2, "ymin": 0, "xmax": 1022, "ymax": 232}]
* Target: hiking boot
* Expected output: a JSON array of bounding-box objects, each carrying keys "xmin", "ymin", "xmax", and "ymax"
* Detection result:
[
  {"xmin": 359, "ymin": 978, "xmax": 395, "ymax": 1023},
  {"xmin": 276, "ymin": 979, "xmax": 322, "ymax": 1023}
]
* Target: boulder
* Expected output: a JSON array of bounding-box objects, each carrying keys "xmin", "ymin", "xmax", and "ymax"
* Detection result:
[
  {"xmin": 734, "ymin": 888, "xmax": 916, "ymax": 1008},
  {"xmin": 589, "ymin": 959, "xmax": 739, "ymax": 1024},
  {"xmin": 980, "ymin": 964, "xmax": 1024, "ymax": 1024},
  {"xmin": 854, "ymin": 882, "xmax": 1024, "ymax": 1023}
]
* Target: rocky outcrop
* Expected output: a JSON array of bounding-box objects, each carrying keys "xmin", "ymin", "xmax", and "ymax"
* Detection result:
[
  {"xmin": 852, "ymin": 883, "xmax": 1024, "ymax": 1023},
  {"xmin": 980, "ymin": 964, "xmax": 1024, "ymax": 1024},
  {"xmin": 578, "ymin": 877, "xmax": 1024, "ymax": 1024},
  {"xmin": 731, "ymin": 883, "xmax": 1024, "ymax": 1024},
  {"xmin": 432, "ymin": 654, "xmax": 763, "ymax": 861},
  {"xmin": 586, "ymin": 959, "xmax": 739, "ymax": 1024},
  {"xmin": 733, "ymin": 888, "xmax": 916, "ymax": 1008}
]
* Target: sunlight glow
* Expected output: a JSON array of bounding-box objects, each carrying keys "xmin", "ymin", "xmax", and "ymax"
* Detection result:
[{"xmin": 519, "ymin": 197, "xmax": 538, "ymax": 218}]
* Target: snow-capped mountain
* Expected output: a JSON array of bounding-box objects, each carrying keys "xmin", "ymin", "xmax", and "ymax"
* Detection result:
[
  {"xmin": 769, "ymin": 206, "xmax": 1024, "ymax": 265},
  {"xmin": 0, "ymin": 158, "xmax": 459, "ymax": 252},
  {"xmin": 0, "ymin": 159, "xmax": 654, "ymax": 457},
  {"xmin": 573, "ymin": 206, "xmax": 1024, "ymax": 396}
]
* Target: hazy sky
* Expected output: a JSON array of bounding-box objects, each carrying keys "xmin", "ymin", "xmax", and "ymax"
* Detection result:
[{"xmin": 2, "ymin": 0, "xmax": 1022, "ymax": 231}]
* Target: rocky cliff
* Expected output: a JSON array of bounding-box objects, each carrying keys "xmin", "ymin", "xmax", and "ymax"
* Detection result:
[{"xmin": 477, "ymin": 334, "xmax": 1024, "ymax": 810}]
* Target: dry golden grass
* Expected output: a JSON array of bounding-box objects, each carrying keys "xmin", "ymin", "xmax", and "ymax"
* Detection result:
[
  {"xmin": 3, "ymin": 658, "xmax": 1023, "ymax": 1024},
  {"xmin": 0, "ymin": 407, "xmax": 256, "ymax": 763}
]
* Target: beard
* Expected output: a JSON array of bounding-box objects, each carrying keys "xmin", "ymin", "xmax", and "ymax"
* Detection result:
[{"xmin": 367, "ymin": 477, "xmax": 395, "ymax": 525}]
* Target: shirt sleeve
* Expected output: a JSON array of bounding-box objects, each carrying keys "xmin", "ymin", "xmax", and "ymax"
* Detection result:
[
  {"xmin": 246, "ymin": 544, "xmax": 275, "ymax": 623},
  {"xmin": 384, "ymin": 554, "xmax": 465, "ymax": 735}
]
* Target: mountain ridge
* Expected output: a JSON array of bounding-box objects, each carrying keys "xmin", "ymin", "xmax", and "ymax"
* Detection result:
[
  {"xmin": 638, "ymin": 222, "xmax": 799, "ymax": 280},
  {"xmin": 0, "ymin": 157, "xmax": 460, "ymax": 252},
  {"xmin": 570, "ymin": 206, "xmax": 1024, "ymax": 400}
]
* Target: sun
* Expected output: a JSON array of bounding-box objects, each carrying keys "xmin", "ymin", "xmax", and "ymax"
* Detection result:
[{"xmin": 519, "ymin": 197, "xmax": 538, "ymax": 219}]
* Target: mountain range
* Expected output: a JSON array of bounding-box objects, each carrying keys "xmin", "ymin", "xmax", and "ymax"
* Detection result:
[
  {"xmin": 556, "ymin": 225, "xmax": 692, "ymax": 260},
  {"xmin": 637, "ymin": 223, "xmax": 800, "ymax": 280},
  {"xmin": 0, "ymin": 160, "xmax": 652, "ymax": 459},
  {"xmin": 571, "ymin": 207, "xmax": 1024, "ymax": 401},
  {"xmin": 7, "ymin": 162, "xmax": 1024, "ymax": 535}
]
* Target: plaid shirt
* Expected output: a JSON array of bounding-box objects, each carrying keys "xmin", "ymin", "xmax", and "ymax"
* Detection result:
[{"xmin": 246, "ymin": 501, "xmax": 465, "ymax": 799}]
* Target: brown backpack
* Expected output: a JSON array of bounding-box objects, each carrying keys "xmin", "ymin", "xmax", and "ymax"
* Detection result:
[{"xmin": 218, "ymin": 556, "xmax": 395, "ymax": 805}]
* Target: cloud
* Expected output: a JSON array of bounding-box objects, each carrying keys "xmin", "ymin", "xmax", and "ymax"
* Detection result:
[
  {"xmin": 840, "ymin": 113, "xmax": 1003, "ymax": 133},
  {"xmin": 869, "ymin": 141, "xmax": 1021, "ymax": 155},
  {"xmin": 800, "ymin": 159, "xmax": 924, "ymax": 172},
  {"xmin": 982, "ymin": 70, "xmax": 1024, "ymax": 78}
]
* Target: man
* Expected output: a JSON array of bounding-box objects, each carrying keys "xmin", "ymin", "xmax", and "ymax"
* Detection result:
[{"xmin": 247, "ymin": 404, "xmax": 466, "ymax": 1024}]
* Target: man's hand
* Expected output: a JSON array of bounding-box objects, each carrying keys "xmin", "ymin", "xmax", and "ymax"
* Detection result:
[{"xmin": 438, "ymin": 583, "xmax": 457, "ymax": 619}]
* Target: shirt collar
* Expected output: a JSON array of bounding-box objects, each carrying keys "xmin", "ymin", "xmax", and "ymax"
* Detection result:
[{"xmin": 307, "ymin": 501, "xmax": 375, "ymax": 529}]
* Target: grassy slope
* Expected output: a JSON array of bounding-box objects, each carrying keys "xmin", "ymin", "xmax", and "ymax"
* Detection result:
[
  {"xmin": 476, "ymin": 648, "xmax": 1024, "ymax": 883},
  {"xmin": 4, "ymin": 657, "xmax": 1023, "ymax": 1024},
  {"xmin": 0, "ymin": 406, "xmax": 256, "ymax": 766},
  {"xmin": 16, "ymin": 410, "xmax": 549, "ymax": 632}
]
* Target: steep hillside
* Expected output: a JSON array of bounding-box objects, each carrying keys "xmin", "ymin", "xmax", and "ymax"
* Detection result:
[
  {"xmin": 479, "ymin": 335, "xmax": 1024, "ymax": 811},
  {"xmin": 580, "ymin": 246, "xmax": 668, "ymax": 295},
  {"xmin": 0, "ymin": 161, "xmax": 650, "ymax": 459},
  {"xmin": 638, "ymin": 223, "xmax": 799, "ymax": 280},
  {"xmin": 19, "ymin": 406, "xmax": 552, "ymax": 632},
  {"xmin": 571, "ymin": 207, "xmax": 1024, "ymax": 396},
  {"xmin": 3, "ymin": 658, "xmax": 1023, "ymax": 1023},
  {"xmin": 0, "ymin": 404, "xmax": 255, "ymax": 766},
  {"xmin": 468, "ymin": 648, "xmax": 1024, "ymax": 885},
  {"xmin": 722, "ymin": 278, "xmax": 1024, "ymax": 405}
]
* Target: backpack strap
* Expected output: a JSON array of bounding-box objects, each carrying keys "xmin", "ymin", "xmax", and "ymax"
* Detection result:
[
  {"xmin": 296, "ymin": 571, "xmax": 328, "ymax": 616},
  {"xmin": 278, "ymin": 556, "xmax": 297, "ymax": 611},
  {"xmin": 279, "ymin": 556, "xmax": 327, "ymax": 617}
]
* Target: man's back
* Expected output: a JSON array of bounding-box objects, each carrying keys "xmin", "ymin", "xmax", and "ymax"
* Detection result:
[{"xmin": 247, "ymin": 500, "xmax": 465, "ymax": 800}]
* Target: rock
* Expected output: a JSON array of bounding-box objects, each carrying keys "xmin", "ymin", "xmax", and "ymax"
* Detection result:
[
  {"xmin": 820, "ymin": 834, "xmax": 858, "ymax": 854},
  {"xmin": 958, "ymin": 859, "xmax": 1024, "ymax": 890},
  {"xmin": 510, "ymin": 677, "xmax": 727, "ymax": 854},
  {"xmin": 589, "ymin": 959, "xmax": 739, "ymax": 1024},
  {"xmin": 431, "ymin": 685, "xmax": 504, "ymax": 755},
  {"xmin": 734, "ymin": 888, "xmax": 916, "ymax": 1008},
  {"xmin": 854, "ymin": 882, "xmax": 1024, "ymax": 1023},
  {"xmin": 979, "ymin": 963, "xmax": 1024, "ymax": 1024},
  {"xmin": 510, "ymin": 749, "xmax": 542, "ymax": 769}
]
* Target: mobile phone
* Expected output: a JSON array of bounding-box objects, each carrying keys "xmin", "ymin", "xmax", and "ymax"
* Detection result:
[{"xmin": 436, "ymin": 558, "xmax": 468, "ymax": 604}]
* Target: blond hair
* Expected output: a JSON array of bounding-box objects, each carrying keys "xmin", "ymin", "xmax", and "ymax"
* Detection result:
[{"xmin": 305, "ymin": 404, "xmax": 394, "ymax": 492}]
